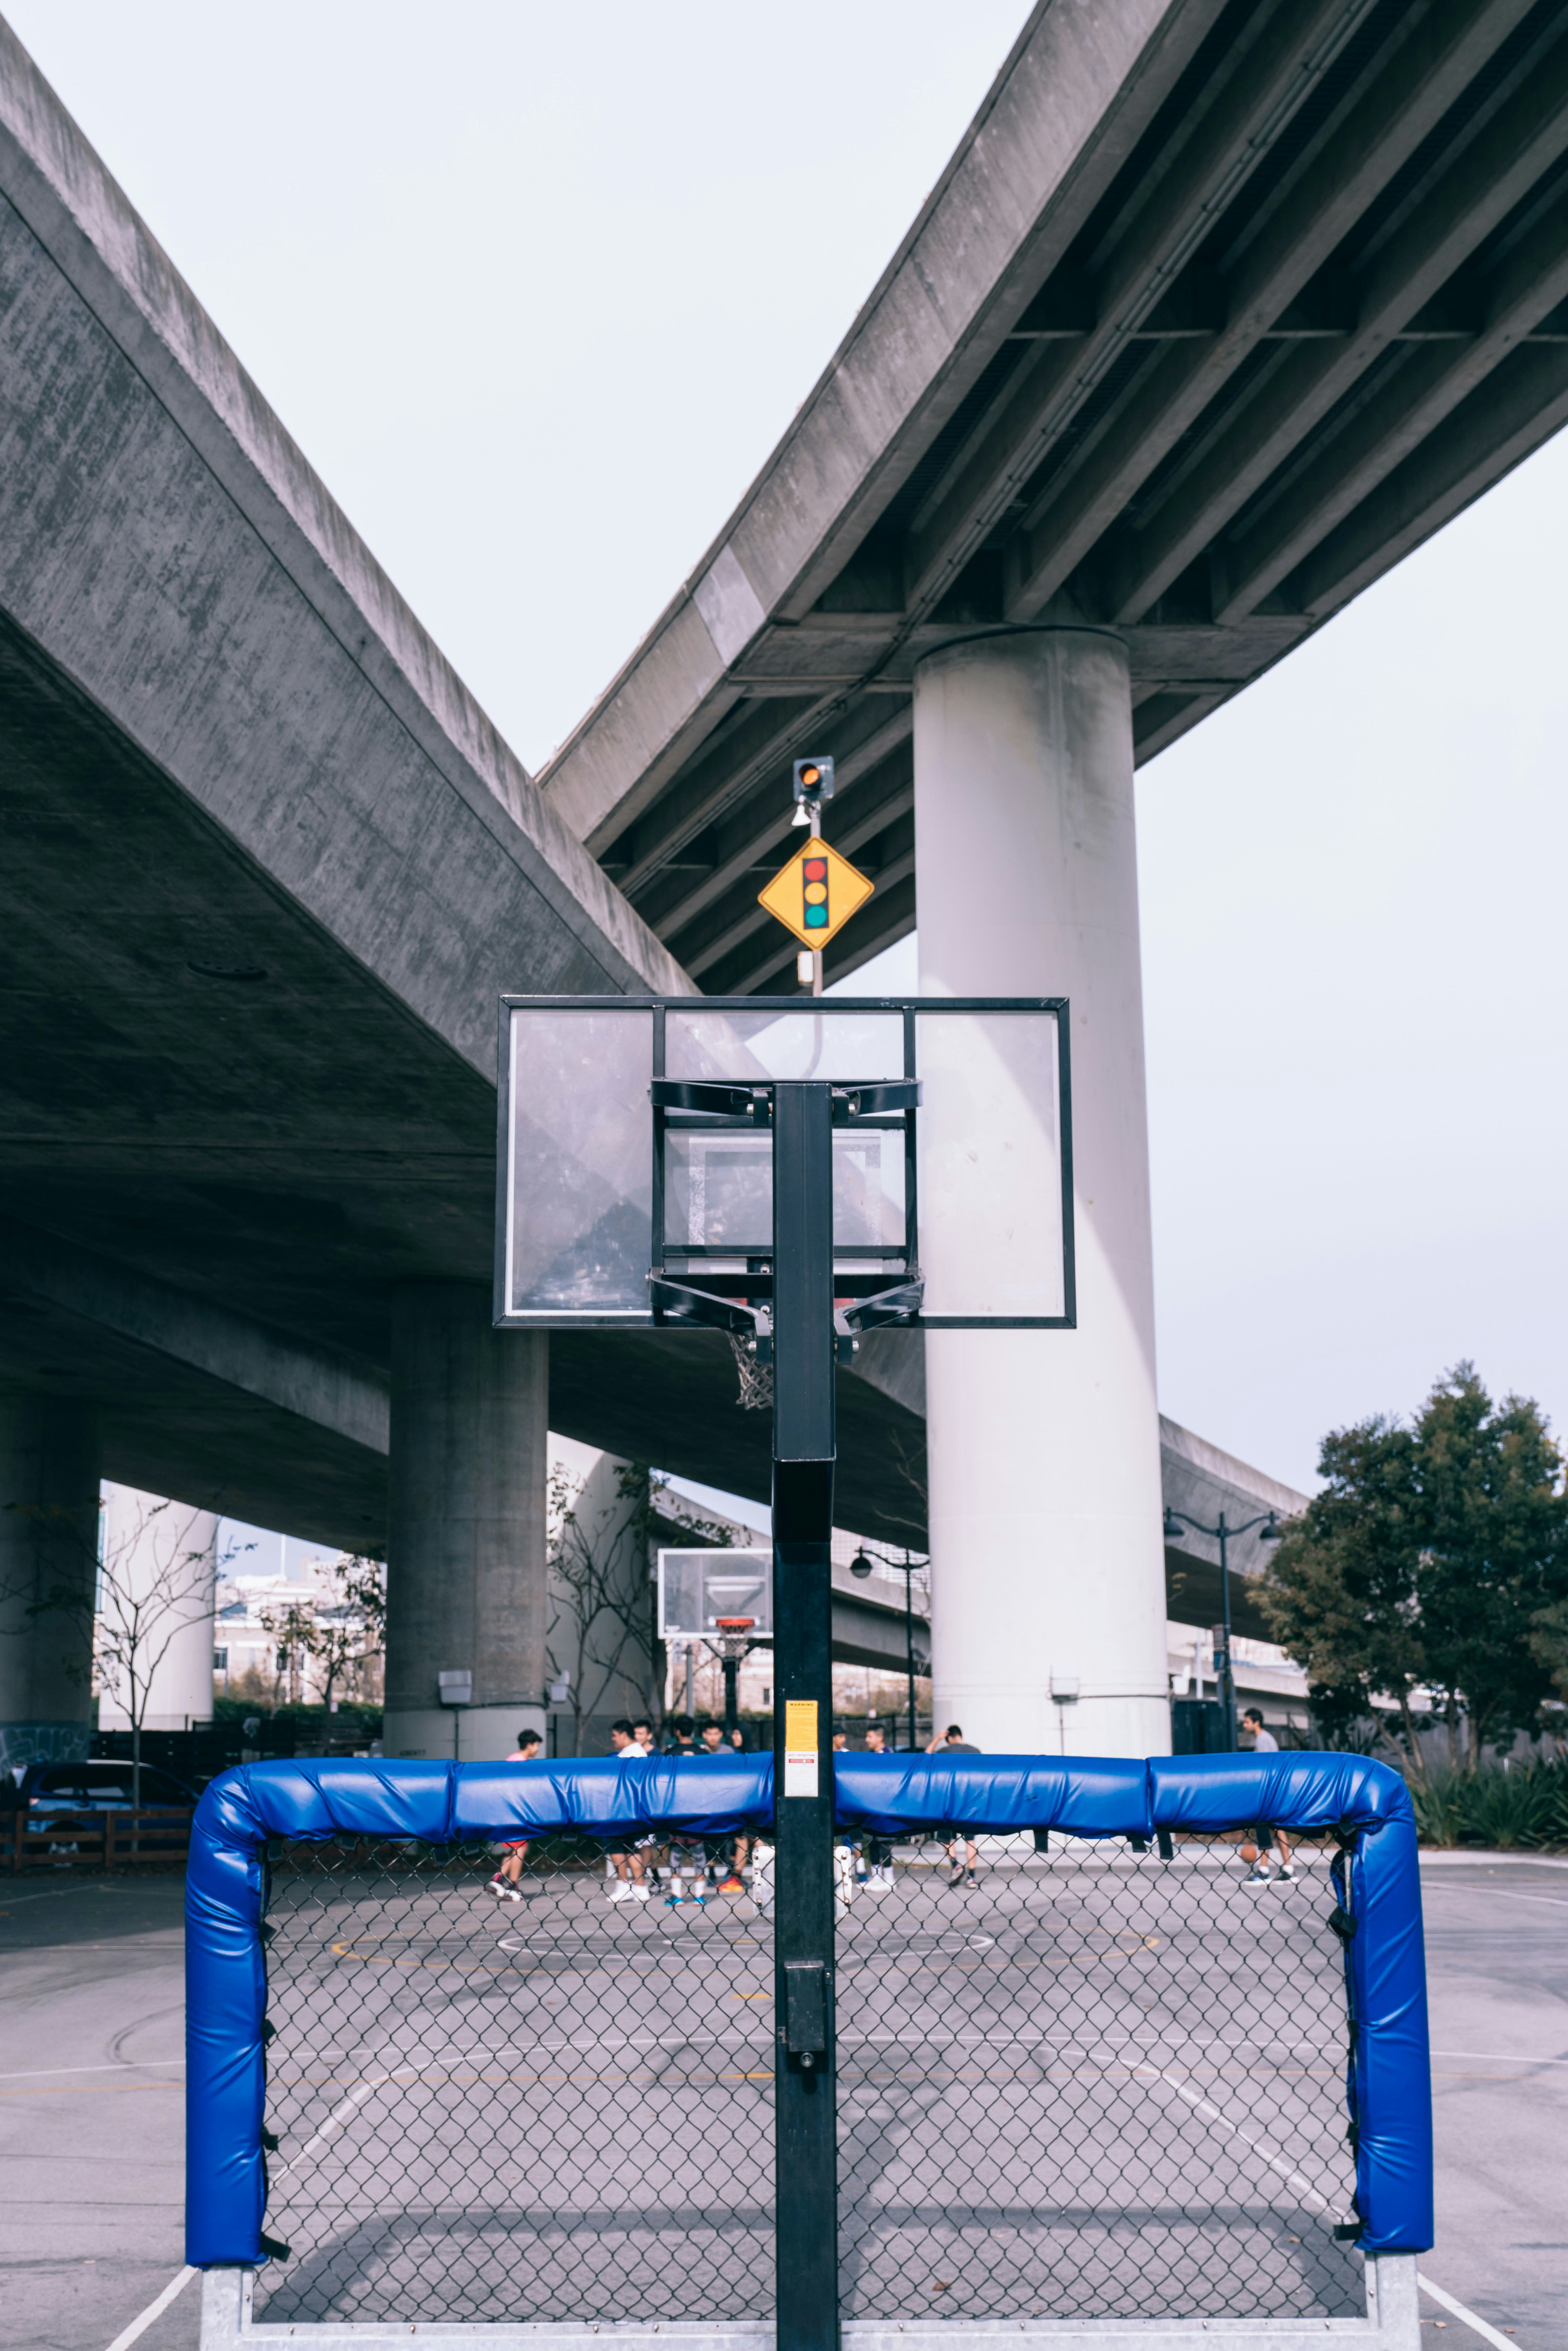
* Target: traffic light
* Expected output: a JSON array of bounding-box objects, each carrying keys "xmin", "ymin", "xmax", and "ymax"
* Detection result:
[{"xmin": 792, "ymin": 755, "xmax": 835, "ymax": 804}]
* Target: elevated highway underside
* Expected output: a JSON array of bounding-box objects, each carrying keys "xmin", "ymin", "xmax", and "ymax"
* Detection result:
[
  {"xmin": 543, "ymin": 0, "xmax": 1568, "ymax": 995},
  {"xmin": 3, "ymin": 0, "xmax": 1566, "ymax": 1588}
]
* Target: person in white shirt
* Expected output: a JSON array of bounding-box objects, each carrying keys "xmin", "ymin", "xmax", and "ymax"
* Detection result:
[
  {"xmin": 1238, "ymin": 1710, "xmax": 1294, "ymax": 1886},
  {"xmin": 607, "ymin": 1719, "xmax": 651, "ymax": 1900}
]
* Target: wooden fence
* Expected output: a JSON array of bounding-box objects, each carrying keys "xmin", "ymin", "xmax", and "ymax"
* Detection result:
[{"xmin": 0, "ymin": 1807, "xmax": 194, "ymax": 1871}]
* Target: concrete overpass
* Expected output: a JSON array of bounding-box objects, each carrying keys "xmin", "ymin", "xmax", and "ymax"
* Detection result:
[
  {"xmin": 544, "ymin": 0, "xmax": 1568, "ymax": 994},
  {"xmin": 4, "ymin": 1, "xmax": 1564, "ymax": 1758}
]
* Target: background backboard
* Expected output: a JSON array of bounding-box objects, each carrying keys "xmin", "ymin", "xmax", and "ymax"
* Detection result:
[
  {"xmin": 495, "ymin": 996, "xmax": 1073, "ymax": 1331},
  {"xmin": 658, "ymin": 1548, "xmax": 774, "ymax": 1643}
]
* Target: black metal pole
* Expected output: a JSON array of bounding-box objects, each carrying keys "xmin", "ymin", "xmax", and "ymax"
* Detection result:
[
  {"xmin": 1217, "ymin": 1514, "xmax": 1236, "ymax": 1750},
  {"xmin": 904, "ymin": 1562, "xmax": 917, "ymax": 1754},
  {"xmin": 723, "ymin": 1652, "xmax": 740, "ymax": 1739},
  {"xmin": 770, "ymin": 1081, "xmax": 839, "ymax": 2351}
]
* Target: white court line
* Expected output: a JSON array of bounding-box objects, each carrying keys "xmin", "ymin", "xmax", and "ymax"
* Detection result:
[
  {"xmin": 0, "ymin": 1883, "xmax": 123, "ymax": 1907},
  {"xmin": 1424, "ymin": 1885, "xmax": 1568, "ymax": 1911},
  {"xmin": 1130, "ymin": 2059, "xmax": 1520, "ymax": 2351},
  {"xmin": 1432, "ymin": 2047, "xmax": 1568, "ymax": 2068},
  {"xmin": 102, "ymin": 2263, "xmax": 196, "ymax": 2351},
  {"xmin": 1415, "ymin": 2273, "xmax": 1519, "ymax": 2351},
  {"xmin": 0, "ymin": 2058, "xmax": 184, "ymax": 2081}
]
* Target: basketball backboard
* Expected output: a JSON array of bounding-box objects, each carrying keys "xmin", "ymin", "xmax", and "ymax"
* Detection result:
[
  {"xmin": 494, "ymin": 996, "xmax": 1073, "ymax": 1331},
  {"xmin": 658, "ymin": 1548, "xmax": 774, "ymax": 1643}
]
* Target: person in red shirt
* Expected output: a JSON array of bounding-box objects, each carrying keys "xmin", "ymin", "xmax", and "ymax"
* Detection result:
[{"xmin": 486, "ymin": 1729, "xmax": 544, "ymax": 1901}]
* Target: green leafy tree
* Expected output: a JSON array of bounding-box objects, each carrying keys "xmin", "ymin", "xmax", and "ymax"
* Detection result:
[
  {"xmin": 1415, "ymin": 1368, "xmax": 1568, "ymax": 1767},
  {"xmin": 1261, "ymin": 1365, "xmax": 1568, "ymax": 1777},
  {"xmin": 1259, "ymin": 1416, "xmax": 1431, "ymax": 1780}
]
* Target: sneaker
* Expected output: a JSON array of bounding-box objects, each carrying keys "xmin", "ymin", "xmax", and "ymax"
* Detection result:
[
  {"xmin": 867, "ymin": 1872, "xmax": 892, "ymax": 1893},
  {"xmin": 631, "ymin": 1883, "xmax": 651, "ymax": 1901},
  {"xmin": 501, "ymin": 1886, "xmax": 523, "ymax": 1902},
  {"xmin": 964, "ymin": 1872, "xmax": 979, "ymax": 1890},
  {"xmin": 718, "ymin": 1874, "xmax": 746, "ymax": 1895},
  {"xmin": 608, "ymin": 1881, "xmax": 632, "ymax": 1903},
  {"xmin": 1273, "ymin": 1864, "xmax": 1297, "ymax": 1882},
  {"xmin": 487, "ymin": 1876, "xmax": 509, "ymax": 1897},
  {"xmin": 948, "ymin": 1866, "xmax": 965, "ymax": 1889},
  {"xmin": 664, "ymin": 1894, "xmax": 685, "ymax": 1909},
  {"xmin": 1244, "ymin": 1865, "xmax": 1271, "ymax": 1887}
]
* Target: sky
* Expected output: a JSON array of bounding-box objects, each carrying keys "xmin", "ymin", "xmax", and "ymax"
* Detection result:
[{"xmin": 12, "ymin": 1, "xmax": 1565, "ymax": 1504}]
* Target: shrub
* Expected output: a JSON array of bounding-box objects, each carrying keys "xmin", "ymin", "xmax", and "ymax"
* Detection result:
[{"xmin": 1408, "ymin": 1758, "xmax": 1568, "ymax": 1849}]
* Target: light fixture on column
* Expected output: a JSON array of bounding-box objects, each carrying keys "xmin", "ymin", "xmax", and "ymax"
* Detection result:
[
  {"xmin": 849, "ymin": 1549, "xmax": 874, "ymax": 1580},
  {"xmin": 1163, "ymin": 1508, "xmax": 1185, "ymax": 1541}
]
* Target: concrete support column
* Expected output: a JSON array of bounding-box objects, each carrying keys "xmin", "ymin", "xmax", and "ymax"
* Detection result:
[
  {"xmin": 383, "ymin": 1283, "xmax": 548, "ymax": 1761},
  {"xmin": 913, "ymin": 628, "xmax": 1169, "ymax": 1758},
  {"xmin": 0, "ymin": 1399, "xmax": 101, "ymax": 1770},
  {"xmin": 96, "ymin": 1485, "xmax": 217, "ymax": 1733}
]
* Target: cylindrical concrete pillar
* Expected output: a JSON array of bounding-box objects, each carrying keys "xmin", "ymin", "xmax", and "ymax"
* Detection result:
[
  {"xmin": 383, "ymin": 1283, "xmax": 549, "ymax": 1761},
  {"xmin": 913, "ymin": 628, "xmax": 1169, "ymax": 1758},
  {"xmin": 0, "ymin": 1399, "xmax": 101, "ymax": 1770},
  {"xmin": 96, "ymin": 1485, "xmax": 217, "ymax": 1733}
]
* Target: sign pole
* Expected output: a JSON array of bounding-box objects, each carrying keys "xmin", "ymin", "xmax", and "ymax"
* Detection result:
[{"xmin": 771, "ymin": 1079, "xmax": 839, "ymax": 2351}]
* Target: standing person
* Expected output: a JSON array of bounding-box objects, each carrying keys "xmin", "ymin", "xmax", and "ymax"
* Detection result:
[
  {"xmin": 695, "ymin": 1720, "xmax": 747, "ymax": 1894},
  {"xmin": 630, "ymin": 1719, "xmax": 663, "ymax": 1886},
  {"xmin": 926, "ymin": 1723, "xmax": 981, "ymax": 1889},
  {"xmin": 606, "ymin": 1719, "xmax": 651, "ymax": 1902},
  {"xmin": 486, "ymin": 1729, "xmax": 543, "ymax": 1901},
  {"xmin": 664, "ymin": 1714, "xmax": 698, "ymax": 1756},
  {"xmin": 862, "ymin": 1724, "xmax": 894, "ymax": 1890},
  {"xmin": 728, "ymin": 1724, "xmax": 749, "ymax": 1752},
  {"xmin": 1238, "ymin": 1709, "xmax": 1294, "ymax": 1885}
]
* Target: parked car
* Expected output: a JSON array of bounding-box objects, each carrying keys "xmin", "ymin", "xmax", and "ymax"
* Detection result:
[{"xmin": 16, "ymin": 1759, "xmax": 200, "ymax": 1824}]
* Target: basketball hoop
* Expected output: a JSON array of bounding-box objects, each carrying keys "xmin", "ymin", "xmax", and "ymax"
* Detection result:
[
  {"xmin": 713, "ymin": 1615, "xmax": 757, "ymax": 1660},
  {"xmin": 728, "ymin": 1328, "xmax": 773, "ymax": 1410}
]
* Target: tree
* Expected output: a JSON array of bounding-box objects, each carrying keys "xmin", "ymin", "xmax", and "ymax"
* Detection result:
[
  {"xmin": 1415, "ymin": 1368, "xmax": 1568, "ymax": 1767},
  {"xmin": 546, "ymin": 1457, "xmax": 657, "ymax": 1756},
  {"xmin": 93, "ymin": 1496, "xmax": 220, "ymax": 1803},
  {"xmin": 259, "ymin": 1555, "xmax": 385, "ymax": 1714},
  {"xmin": 1261, "ymin": 1365, "xmax": 1568, "ymax": 1776},
  {"xmin": 1259, "ymin": 1415, "xmax": 1432, "ymax": 1780}
]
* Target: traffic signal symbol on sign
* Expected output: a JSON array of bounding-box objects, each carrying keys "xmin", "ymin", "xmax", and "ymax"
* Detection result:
[{"xmin": 757, "ymin": 835, "xmax": 874, "ymax": 950}]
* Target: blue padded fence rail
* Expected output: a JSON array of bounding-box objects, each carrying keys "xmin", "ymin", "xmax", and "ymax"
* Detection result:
[{"xmin": 185, "ymin": 1751, "xmax": 1432, "ymax": 2269}]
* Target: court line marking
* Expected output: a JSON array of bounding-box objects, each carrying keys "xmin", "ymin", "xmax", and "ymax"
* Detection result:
[
  {"xmin": 1415, "ymin": 2273, "xmax": 1519, "ymax": 2351},
  {"xmin": 1423, "ymin": 1885, "xmax": 1568, "ymax": 1911},
  {"xmin": 102, "ymin": 2263, "xmax": 195, "ymax": 2351},
  {"xmin": 0, "ymin": 2058, "xmax": 184, "ymax": 2080},
  {"xmin": 1430, "ymin": 2047, "xmax": 1568, "ymax": 2068},
  {"xmin": 1129, "ymin": 2056, "xmax": 1519, "ymax": 2351},
  {"xmin": 0, "ymin": 1883, "xmax": 125, "ymax": 1908}
]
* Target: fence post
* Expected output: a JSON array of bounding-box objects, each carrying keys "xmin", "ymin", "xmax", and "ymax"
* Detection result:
[{"xmin": 771, "ymin": 1081, "xmax": 840, "ymax": 2351}]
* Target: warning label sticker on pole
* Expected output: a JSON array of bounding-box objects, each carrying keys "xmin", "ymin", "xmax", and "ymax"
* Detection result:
[
  {"xmin": 758, "ymin": 835, "xmax": 873, "ymax": 951},
  {"xmin": 783, "ymin": 1698, "xmax": 820, "ymax": 1797}
]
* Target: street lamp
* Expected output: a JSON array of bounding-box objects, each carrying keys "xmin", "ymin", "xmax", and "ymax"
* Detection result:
[
  {"xmin": 849, "ymin": 1547, "xmax": 927, "ymax": 1751},
  {"xmin": 1163, "ymin": 1507, "xmax": 1280, "ymax": 1749}
]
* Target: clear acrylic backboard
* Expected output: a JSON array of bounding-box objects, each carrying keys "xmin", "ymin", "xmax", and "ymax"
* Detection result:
[
  {"xmin": 657, "ymin": 1548, "xmax": 774, "ymax": 1642},
  {"xmin": 494, "ymin": 996, "xmax": 1073, "ymax": 1330}
]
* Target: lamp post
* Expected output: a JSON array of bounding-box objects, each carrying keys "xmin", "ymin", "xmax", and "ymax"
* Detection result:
[
  {"xmin": 1162, "ymin": 1508, "xmax": 1280, "ymax": 1750},
  {"xmin": 849, "ymin": 1547, "xmax": 927, "ymax": 1751}
]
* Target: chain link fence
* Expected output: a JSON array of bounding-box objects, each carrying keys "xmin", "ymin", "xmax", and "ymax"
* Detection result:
[{"xmin": 255, "ymin": 1822, "xmax": 1360, "ymax": 2327}]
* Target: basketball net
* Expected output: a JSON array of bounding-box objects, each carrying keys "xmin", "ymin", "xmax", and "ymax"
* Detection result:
[{"xmin": 728, "ymin": 1330, "xmax": 773, "ymax": 1411}]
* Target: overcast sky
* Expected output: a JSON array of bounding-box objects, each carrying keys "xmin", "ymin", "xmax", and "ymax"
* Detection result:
[{"xmin": 14, "ymin": 2, "xmax": 1565, "ymax": 1501}]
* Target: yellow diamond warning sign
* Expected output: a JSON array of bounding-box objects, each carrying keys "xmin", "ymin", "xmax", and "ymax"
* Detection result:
[{"xmin": 757, "ymin": 834, "xmax": 874, "ymax": 951}]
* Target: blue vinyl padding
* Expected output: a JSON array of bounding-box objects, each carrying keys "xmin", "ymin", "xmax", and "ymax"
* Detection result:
[{"xmin": 186, "ymin": 1752, "xmax": 1430, "ymax": 2266}]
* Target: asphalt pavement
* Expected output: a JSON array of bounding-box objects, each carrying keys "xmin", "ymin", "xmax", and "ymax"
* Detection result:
[{"xmin": 0, "ymin": 1849, "xmax": 1561, "ymax": 2351}]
